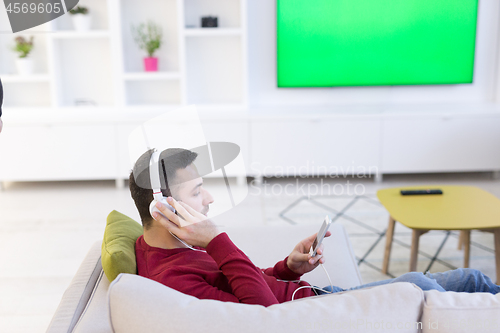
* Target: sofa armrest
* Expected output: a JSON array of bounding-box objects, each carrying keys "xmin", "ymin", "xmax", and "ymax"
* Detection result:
[
  {"xmin": 421, "ymin": 290, "xmax": 500, "ymax": 333},
  {"xmin": 46, "ymin": 240, "xmax": 103, "ymax": 333}
]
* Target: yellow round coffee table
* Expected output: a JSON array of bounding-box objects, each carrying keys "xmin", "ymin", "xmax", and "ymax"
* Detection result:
[{"xmin": 377, "ymin": 185, "xmax": 500, "ymax": 280}]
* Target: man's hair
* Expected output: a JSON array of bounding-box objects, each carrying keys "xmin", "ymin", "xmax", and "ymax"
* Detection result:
[{"xmin": 129, "ymin": 148, "xmax": 198, "ymax": 229}]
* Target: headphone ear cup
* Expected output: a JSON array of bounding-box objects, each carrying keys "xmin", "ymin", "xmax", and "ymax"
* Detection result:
[
  {"xmin": 149, "ymin": 200, "xmax": 160, "ymax": 219},
  {"xmin": 149, "ymin": 198, "xmax": 176, "ymax": 219}
]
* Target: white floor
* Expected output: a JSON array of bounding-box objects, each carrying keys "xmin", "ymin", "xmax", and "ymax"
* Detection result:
[{"xmin": 1, "ymin": 172, "xmax": 500, "ymax": 332}]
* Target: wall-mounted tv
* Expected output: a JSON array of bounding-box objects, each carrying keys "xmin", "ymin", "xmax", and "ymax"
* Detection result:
[{"xmin": 277, "ymin": 0, "xmax": 479, "ymax": 87}]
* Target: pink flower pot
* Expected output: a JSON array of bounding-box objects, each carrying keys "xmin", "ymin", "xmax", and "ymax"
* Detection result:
[{"xmin": 144, "ymin": 57, "xmax": 158, "ymax": 72}]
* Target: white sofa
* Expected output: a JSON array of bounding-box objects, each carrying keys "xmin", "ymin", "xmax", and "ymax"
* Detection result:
[{"xmin": 47, "ymin": 223, "xmax": 500, "ymax": 333}]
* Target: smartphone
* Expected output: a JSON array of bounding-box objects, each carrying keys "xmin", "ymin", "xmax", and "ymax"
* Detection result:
[{"xmin": 309, "ymin": 215, "xmax": 332, "ymax": 257}]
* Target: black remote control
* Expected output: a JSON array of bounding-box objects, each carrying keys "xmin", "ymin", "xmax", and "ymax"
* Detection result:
[{"xmin": 400, "ymin": 189, "xmax": 443, "ymax": 195}]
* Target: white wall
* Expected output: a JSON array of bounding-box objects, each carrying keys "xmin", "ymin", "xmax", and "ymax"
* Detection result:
[{"xmin": 247, "ymin": 0, "xmax": 500, "ymax": 108}]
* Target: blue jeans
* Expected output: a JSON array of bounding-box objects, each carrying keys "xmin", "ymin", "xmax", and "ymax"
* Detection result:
[{"xmin": 316, "ymin": 268, "xmax": 500, "ymax": 295}]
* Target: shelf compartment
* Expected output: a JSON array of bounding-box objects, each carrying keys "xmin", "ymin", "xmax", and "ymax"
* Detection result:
[
  {"xmin": 2, "ymin": 81, "xmax": 52, "ymax": 107},
  {"xmin": 51, "ymin": 0, "xmax": 110, "ymax": 31},
  {"xmin": 0, "ymin": 34, "xmax": 50, "ymax": 75},
  {"xmin": 185, "ymin": 36, "xmax": 244, "ymax": 104},
  {"xmin": 184, "ymin": 0, "xmax": 242, "ymax": 29},
  {"xmin": 52, "ymin": 38, "xmax": 114, "ymax": 107},
  {"xmin": 120, "ymin": 0, "xmax": 180, "ymax": 73}
]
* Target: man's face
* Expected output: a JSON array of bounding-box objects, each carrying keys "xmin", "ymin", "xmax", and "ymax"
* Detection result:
[{"xmin": 171, "ymin": 163, "xmax": 213, "ymax": 216}]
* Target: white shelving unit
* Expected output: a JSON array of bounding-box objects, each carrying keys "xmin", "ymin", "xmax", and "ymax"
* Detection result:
[{"xmin": 0, "ymin": 0, "xmax": 248, "ymax": 109}]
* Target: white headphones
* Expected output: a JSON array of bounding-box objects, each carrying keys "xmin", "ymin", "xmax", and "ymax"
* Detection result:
[{"xmin": 148, "ymin": 149, "xmax": 175, "ymax": 219}]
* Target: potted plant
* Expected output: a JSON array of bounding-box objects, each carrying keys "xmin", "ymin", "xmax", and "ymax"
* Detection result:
[
  {"xmin": 13, "ymin": 36, "xmax": 34, "ymax": 75},
  {"xmin": 69, "ymin": 6, "xmax": 91, "ymax": 32},
  {"xmin": 131, "ymin": 21, "xmax": 163, "ymax": 72}
]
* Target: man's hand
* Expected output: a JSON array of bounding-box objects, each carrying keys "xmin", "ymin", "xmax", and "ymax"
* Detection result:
[
  {"xmin": 286, "ymin": 231, "xmax": 332, "ymax": 275},
  {"xmin": 153, "ymin": 196, "xmax": 221, "ymax": 248}
]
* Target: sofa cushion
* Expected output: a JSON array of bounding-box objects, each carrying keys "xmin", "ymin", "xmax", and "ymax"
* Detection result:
[
  {"xmin": 421, "ymin": 290, "xmax": 500, "ymax": 333},
  {"xmin": 108, "ymin": 273, "xmax": 425, "ymax": 333},
  {"xmin": 101, "ymin": 210, "xmax": 143, "ymax": 282}
]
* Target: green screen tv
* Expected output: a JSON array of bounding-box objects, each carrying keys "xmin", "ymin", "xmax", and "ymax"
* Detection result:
[{"xmin": 277, "ymin": 0, "xmax": 479, "ymax": 87}]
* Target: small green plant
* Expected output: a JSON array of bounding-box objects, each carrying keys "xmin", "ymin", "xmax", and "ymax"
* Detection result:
[
  {"xmin": 13, "ymin": 36, "xmax": 34, "ymax": 58},
  {"xmin": 131, "ymin": 21, "xmax": 163, "ymax": 57},
  {"xmin": 69, "ymin": 6, "xmax": 89, "ymax": 15}
]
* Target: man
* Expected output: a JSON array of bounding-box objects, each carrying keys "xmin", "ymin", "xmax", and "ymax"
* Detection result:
[{"xmin": 129, "ymin": 148, "xmax": 500, "ymax": 307}]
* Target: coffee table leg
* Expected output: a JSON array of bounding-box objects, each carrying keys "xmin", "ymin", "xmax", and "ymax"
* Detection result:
[
  {"xmin": 494, "ymin": 229, "xmax": 500, "ymax": 284},
  {"xmin": 382, "ymin": 216, "xmax": 396, "ymax": 275},
  {"xmin": 457, "ymin": 230, "xmax": 464, "ymax": 250},
  {"xmin": 410, "ymin": 230, "xmax": 422, "ymax": 272},
  {"xmin": 463, "ymin": 230, "xmax": 470, "ymax": 268}
]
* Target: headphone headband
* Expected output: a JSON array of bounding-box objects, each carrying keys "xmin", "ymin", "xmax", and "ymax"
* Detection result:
[{"xmin": 149, "ymin": 150, "xmax": 164, "ymax": 201}]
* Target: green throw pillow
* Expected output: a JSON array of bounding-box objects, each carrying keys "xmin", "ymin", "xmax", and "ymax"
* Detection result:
[{"xmin": 102, "ymin": 210, "xmax": 143, "ymax": 282}]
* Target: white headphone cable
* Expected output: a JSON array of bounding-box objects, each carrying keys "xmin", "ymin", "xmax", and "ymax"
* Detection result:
[
  {"xmin": 291, "ymin": 263, "xmax": 335, "ymax": 301},
  {"xmin": 291, "ymin": 285, "xmax": 333, "ymax": 301},
  {"xmin": 320, "ymin": 263, "xmax": 334, "ymax": 292},
  {"xmin": 169, "ymin": 231, "xmax": 207, "ymax": 253}
]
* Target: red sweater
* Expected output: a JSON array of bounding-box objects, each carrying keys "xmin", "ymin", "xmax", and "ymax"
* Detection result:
[{"xmin": 135, "ymin": 232, "xmax": 314, "ymax": 306}]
